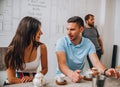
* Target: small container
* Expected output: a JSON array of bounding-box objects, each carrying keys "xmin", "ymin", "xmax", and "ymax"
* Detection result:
[
  {"xmin": 84, "ymin": 69, "xmax": 93, "ymax": 81},
  {"xmin": 33, "ymin": 73, "xmax": 44, "ymax": 87},
  {"xmin": 85, "ymin": 69, "xmax": 93, "ymax": 78},
  {"xmin": 56, "ymin": 76, "xmax": 64, "ymax": 82},
  {"xmin": 55, "ymin": 74, "xmax": 67, "ymax": 85},
  {"xmin": 96, "ymin": 75, "xmax": 106, "ymax": 87},
  {"xmin": 91, "ymin": 67, "xmax": 99, "ymax": 77}
]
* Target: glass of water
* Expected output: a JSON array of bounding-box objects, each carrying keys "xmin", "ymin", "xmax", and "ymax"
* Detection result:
[{"xmin": 96, "ymin": 75, "xmax": 106, "ymax": 87}]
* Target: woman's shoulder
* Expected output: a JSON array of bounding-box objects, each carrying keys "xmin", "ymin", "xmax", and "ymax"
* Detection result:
[{"xmin": 39, "ymin": 43, "xmax": 47, "ymax": 50}]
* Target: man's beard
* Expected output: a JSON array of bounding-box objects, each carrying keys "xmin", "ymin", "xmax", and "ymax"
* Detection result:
[
  {"xmin": 69, "ymin": 35, "xmax": 81, "ymax": 42},
  {"xmin": 88, "ymin": 23, "xmax": 94, "ymax": 27}
]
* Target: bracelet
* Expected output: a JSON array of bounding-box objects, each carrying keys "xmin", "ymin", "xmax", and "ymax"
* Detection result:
[{"xmin": 103, "ymin": 68, "xmax": 108, "ymax": 75}]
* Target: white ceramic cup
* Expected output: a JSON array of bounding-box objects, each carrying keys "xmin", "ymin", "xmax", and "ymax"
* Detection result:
[{"xmin": 56, "ymin": 76, "xmax": 64, "ymax": 82}]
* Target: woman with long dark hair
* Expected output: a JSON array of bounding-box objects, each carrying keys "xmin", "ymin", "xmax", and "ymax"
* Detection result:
[{"xmin": 4, "ymin": 16, "xmax": 48, "ymax": 84}]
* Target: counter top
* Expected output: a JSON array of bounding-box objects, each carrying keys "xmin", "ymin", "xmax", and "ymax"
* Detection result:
[{"xmin": 4, "ymin": 77, "xmax": 120, "ymax": 87}]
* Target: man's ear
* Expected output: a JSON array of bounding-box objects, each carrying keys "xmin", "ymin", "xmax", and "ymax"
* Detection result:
[{"xmin": 80, "ymin": 27, "xmax": 84, "ymax": 33}]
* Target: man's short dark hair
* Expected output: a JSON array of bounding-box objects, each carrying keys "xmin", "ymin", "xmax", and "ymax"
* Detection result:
[
  {"xmin": 67, "ymin": 16, "xmax": 84, "ymax": 27},
  {"xmin": 85, "ymin": 14, "xmax": 94, "ymax": 21}
]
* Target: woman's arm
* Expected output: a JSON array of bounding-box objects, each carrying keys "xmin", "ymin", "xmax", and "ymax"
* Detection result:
[
  {"xmin": 7, "ymin": 68, "xmax": 32, "ymax": 84},
  {"xmin": 7, "ymin": 68, "xmax": 22, "ymax": 84},
  {"xmin": 40, "ymin": 44, "xmax": 48, "ymax": 75}
]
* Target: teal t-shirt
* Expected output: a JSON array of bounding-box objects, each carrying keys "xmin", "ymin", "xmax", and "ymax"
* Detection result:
[{"xmin": 55, "ymin": 36, "xmax": 96, "ymax": 74}]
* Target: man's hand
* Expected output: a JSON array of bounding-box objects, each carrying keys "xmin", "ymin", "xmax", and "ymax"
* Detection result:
[
  {"xmin": 105, "ymin": 68, "xmax": 120, "ymax": 79},
  {"xmin": 68, "ymin": 70, "xmax": 83, "ymax": 83}
]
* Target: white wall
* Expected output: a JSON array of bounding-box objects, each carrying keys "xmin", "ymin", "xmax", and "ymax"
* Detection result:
[
  {"xmin": 114, "ymin": 0, "xmax": 120, "ymax": 66},
  {"xmin": 101, "ymin": 0, "xmax": 116, "ymax": 67},
  {"xmin": 101, "ymin": 0, "xmax": 120, "ymax": 67}
]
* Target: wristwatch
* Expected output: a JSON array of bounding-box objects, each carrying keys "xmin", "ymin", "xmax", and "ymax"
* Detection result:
[{"xmin": 103, "ymin": 68, "xmax": 108, "ymax": 76}]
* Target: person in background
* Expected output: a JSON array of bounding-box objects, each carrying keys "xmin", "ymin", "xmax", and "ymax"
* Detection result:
[
  {"xmin": 55, "ymin": 16, "xmax": 119, "ymax": 83},
  {"xmin": 4, "ymin": 16, "xmax": 48, "ymax": 85},
  {"xmin": 83, "ymin": 14, "xmax": 104, "ymax": 68}
]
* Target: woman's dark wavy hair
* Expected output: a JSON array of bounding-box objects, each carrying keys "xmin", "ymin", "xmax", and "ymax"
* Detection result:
[{"xmin": 4, "ymin": 16, "xmax": 41, "ymax": 70}]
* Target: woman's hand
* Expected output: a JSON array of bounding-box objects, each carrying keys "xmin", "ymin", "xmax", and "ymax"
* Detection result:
[{"xmin": 21, "ymin": 76, "xmax": 32, "ymax": 83}]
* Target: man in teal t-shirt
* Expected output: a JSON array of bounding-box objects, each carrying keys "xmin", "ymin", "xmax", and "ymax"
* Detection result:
[
  {"xmin": 56, "ymin": 36, "xmax": 95, "ymax": 73},
  {"xmin": 55, "ymin": 16, "xmax": 119, "ymax": 83}
]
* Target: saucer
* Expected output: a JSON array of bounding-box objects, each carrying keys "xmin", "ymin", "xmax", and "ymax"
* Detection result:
[
  {"xmin": 56, "ymin": 80, "xmax": 67, "ymax": 85},
  {"xmin": 83, "ymin": 76, "xmax": 92, "ymax": 81}
]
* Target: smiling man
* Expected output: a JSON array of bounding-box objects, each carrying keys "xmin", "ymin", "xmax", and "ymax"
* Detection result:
[{"xmin": 55, "ymin": 16, "xmax": 119, "ymax": 83}]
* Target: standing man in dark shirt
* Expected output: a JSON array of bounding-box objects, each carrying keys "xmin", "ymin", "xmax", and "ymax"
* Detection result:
[{"xmin": 83, "ymin": 14, "xmax": 104, "ymax": 68}]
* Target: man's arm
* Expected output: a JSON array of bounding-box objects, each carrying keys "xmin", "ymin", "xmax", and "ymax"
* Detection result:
[
  {"xmin": 89, "ymin": 53, "xmax": 119, "ymax": 78},
  {"xmin": 98, "ymin": 37, "xmax": 104, "ymax": 54},
  {"xmin": 56, "ymin": 51, "xmax": 72, "ymax": 76},
  {"xmin": 56, "ymin": 51, "xmax": 83, "ymax": 82},
  {"xmin": 89, "ymin": 53, "xmax": 106, "ymax": 73}
]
